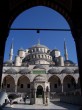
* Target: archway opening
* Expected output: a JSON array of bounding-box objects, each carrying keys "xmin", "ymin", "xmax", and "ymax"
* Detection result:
[
  {"xmin": 17, "ymin": 75, "xmax": 30, "ymax": 94},
  {"xmin": 2, "ymin": 75, "xmax": 15, "ymax": 92},
  {"xmin": 63, "ymin": 75, "xmax": 76, "ymax": 92},
  {"xmin": 2, "ymin": 5, "xmax": 79, "ymax": 102},
  {"xmin": 36, "ymin": 85, "xmax": 43, "ymax": 98}
]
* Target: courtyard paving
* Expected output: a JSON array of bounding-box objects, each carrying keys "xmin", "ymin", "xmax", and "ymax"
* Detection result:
[{"xmin": 2, "ymin": 100, "xmax": 82, "ymax": 110}]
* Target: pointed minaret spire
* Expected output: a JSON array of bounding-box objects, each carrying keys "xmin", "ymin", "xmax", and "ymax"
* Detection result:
[
  {"xmin": 64, "ymin": 39, "xmax": 68, "ymax": 60},
  {"xmin": 9, "ymin": 38, "xmax": 14, "ymax": 61}
]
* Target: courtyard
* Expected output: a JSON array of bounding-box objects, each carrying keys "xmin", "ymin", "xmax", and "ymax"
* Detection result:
[{"xmin": 3, "ymin": 99, "xmax": 81, "ymax": 110}]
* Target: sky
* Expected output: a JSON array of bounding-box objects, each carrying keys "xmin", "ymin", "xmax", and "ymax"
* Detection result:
[{"xmin": 4, "ymin": 6, "xmax": 78, "ymax": 64}]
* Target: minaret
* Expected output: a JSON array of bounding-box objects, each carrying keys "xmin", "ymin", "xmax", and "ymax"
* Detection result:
[
  {"xmin": 9, "ymin": 39, "xmax": 13, "ymax": 61},
  {"xmin": 64, "ymin": 39, "xmax": 68, "ymax": 60}
]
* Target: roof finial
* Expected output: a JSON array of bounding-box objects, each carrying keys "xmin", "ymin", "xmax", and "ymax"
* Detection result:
[{"xmin": 38, "ymin": 38, "xmax": 40, "ymax": 45}]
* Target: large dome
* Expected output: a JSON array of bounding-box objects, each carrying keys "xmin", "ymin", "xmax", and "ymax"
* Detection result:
[{"xmin": 32, "ymin": 43, "xmax": 49, "ymax": 49}]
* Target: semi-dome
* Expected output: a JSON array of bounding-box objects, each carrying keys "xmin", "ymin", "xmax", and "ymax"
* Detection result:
[
  {"xmin": 19, "ymin": 68, "xmax": 31, "ymax": 74},
  {"xmin": 5, "ymin": 68, "xmax": 17, "ymax": 74},
  {"xmin": 48, "ymin": 68, "xmax": 60, "ymax": 74},
  {"xmin": 33, "ymin": 64, "xmax": 45, "ymax": 69},
  {"xmin": 34, "ymin": 75, "xmax": 46, "ymax": 82},
  {"xmin": 61, "ymin": 68, "xmax": 74, "ymax": 74}
]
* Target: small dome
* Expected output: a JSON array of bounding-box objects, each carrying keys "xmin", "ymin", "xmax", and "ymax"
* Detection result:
[
  {"xmin": 64, "ymin": 60, "xmax": 75, "ymax": 65},
  {"xmin": 33, "ymin": 64, "xmax": 45, "ymax": 69},
  {"xmin": 48, "ymin": 68, "xmax": 60, "ymax": 74},
  {"xmin": 61, "ymin": 68, "xmax": 74, "ymax": 74},
  {"xmin": 52, "ymin": 49, "xmax": 59, "ymax": 51},
  {"xmin": 74, "ymin": 69, "xmax": 79, "ymax": 73},
  {"xmin": 5, "ymin": 68, "xmax": 17, "ymax": 74},
  {"xmin": 4, "ymin": 60, "xmax": 13, "ymax": 66},
  {"xmin": 34, "ymin": 75, "xmax": 46, "ymax": 82},
  {"xmin": 19, "ymin": 68, "xmax": 31, "ymax": 74}
]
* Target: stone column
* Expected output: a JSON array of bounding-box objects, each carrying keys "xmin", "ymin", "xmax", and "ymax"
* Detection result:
[
  {"xmin": 43, "ymin": 91, "xmax": 46, "ymax": 104},
  {"xmin": 34, "ymin": 89, "xmax": 36, "ymax": 104},
  {"xmin": 61, "ymin": 83, "xmax": 63, "ymax": 93},
  {"xmin": 61, "ymin": 79, "xmax": 63, "ymax": 93},
  {"xmin": 15, "ymin": 84, "xmax": 17, "ymax": 93}
]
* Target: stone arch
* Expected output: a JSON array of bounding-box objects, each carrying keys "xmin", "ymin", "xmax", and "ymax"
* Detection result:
[
  {"xmin": 8, "ymin": 0, "xmax": 72, "ymax": 32},
  {"xmin": 63, "ymin": 75, "xmax": 76, "ymax": 92},
  {"xmin": 36, "ymin": 85, "xmax": 43, "ymax": 98},
  {"xmin": 48, "ymin": 75, "xmax": 61, "ymax": 94},
  {"xmin": 17, "ymin": 75, "xmax": 30, "ymax": 93},
  {"xmin": 2, "ymin": 75, "xmax": 15, "ymax": 92}
]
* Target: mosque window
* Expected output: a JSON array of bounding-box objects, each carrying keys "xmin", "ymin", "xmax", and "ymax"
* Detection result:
[
  {"xmin": 32, "ymin": 55, "xmax": 33, "ymax": 58},
  {"xmin": 33, "ymin": 49, "xmax": 35, "ymax": 52},
  {"xmin": 36, "ymin": 48, "xmax": 38, "ymax": 52},
  {"xmin": 21, "ymin": 84, "xmax": 23, "ymax": 88},
  {"xmin": 38, "ymin": 55, "xmax": 40, "ymax": 58},
  {"xmin": 68, "ymin": 83, "xmax": 70, "ymax": 88},
  {"xmin": 35, "ymin": 55, "xmax": 36, "ymax": 58},
  {"xmin": 54, "ymin": 84, "xmax": 57, "ymax": 88},
  {"xmin": 7, "ymin": 84, "xmax": 10, "ymax": 88},
  {"xmin": 40, "ymin": 48, "xmax": 42, "ymax": 52},
  {"xmin": 27, "ymin": 84, "xmax": 30, "ymax": 88}
]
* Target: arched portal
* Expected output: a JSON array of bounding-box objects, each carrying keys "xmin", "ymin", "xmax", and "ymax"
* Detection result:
[
  {"xmin": 36, "ymin": 85, "xmax": 43, "ymax": 98},
  {"xmin": 17, "ymin": 75, "xmax": 30, "ymax": 94},
  {"xmin": 2, "ymin": 75, "xmax": 15, "ymax": 92},
  {"xmin": 48, "ymin": 75, "xmax": 61, "ymax": 94},
  {"xmin": 63, "ymin": 75, "xmax": 76, "ymax": 92}
]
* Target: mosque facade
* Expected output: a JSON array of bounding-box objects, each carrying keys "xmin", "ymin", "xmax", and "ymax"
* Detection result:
[{"xmin": 1, "ymin": 40, "xmax": 80, "ymax": 104}]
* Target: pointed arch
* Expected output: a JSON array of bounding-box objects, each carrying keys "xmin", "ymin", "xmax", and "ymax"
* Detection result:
[
  {"xmin": 17, "ymin": 75, "xmax": 30, "ymax": 93},
  {"xmin": 2, "ymin": 75, "xmax": 15, "ymax": 92},
  {"xmin": 48, "ymin": 75, "xmax": 61, "ymax": 93},
  {"xmin": 63, "ymin": 75, "xmax": 76, "ymax": 92}
]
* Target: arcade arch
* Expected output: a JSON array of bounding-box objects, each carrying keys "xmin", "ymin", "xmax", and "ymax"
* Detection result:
[
  {"xmin": 63, "ymin": 75, "xmax": 76, "ymax": 92},
  {"xmin": 48, "ymin": 75, "xmax": 61, "ymax": 93},
  {"xmin": 2, "ymin": 75, "xmax": 15, "ymax": 92},
  {"xmin": 17, "ymin": 75, "xmax": 30, "ymax": 93}
]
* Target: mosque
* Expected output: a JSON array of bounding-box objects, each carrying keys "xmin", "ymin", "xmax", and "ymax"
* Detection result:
[{"xmin": 1, "ymin": 40, "xmax": 80, "ymax": 105}]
